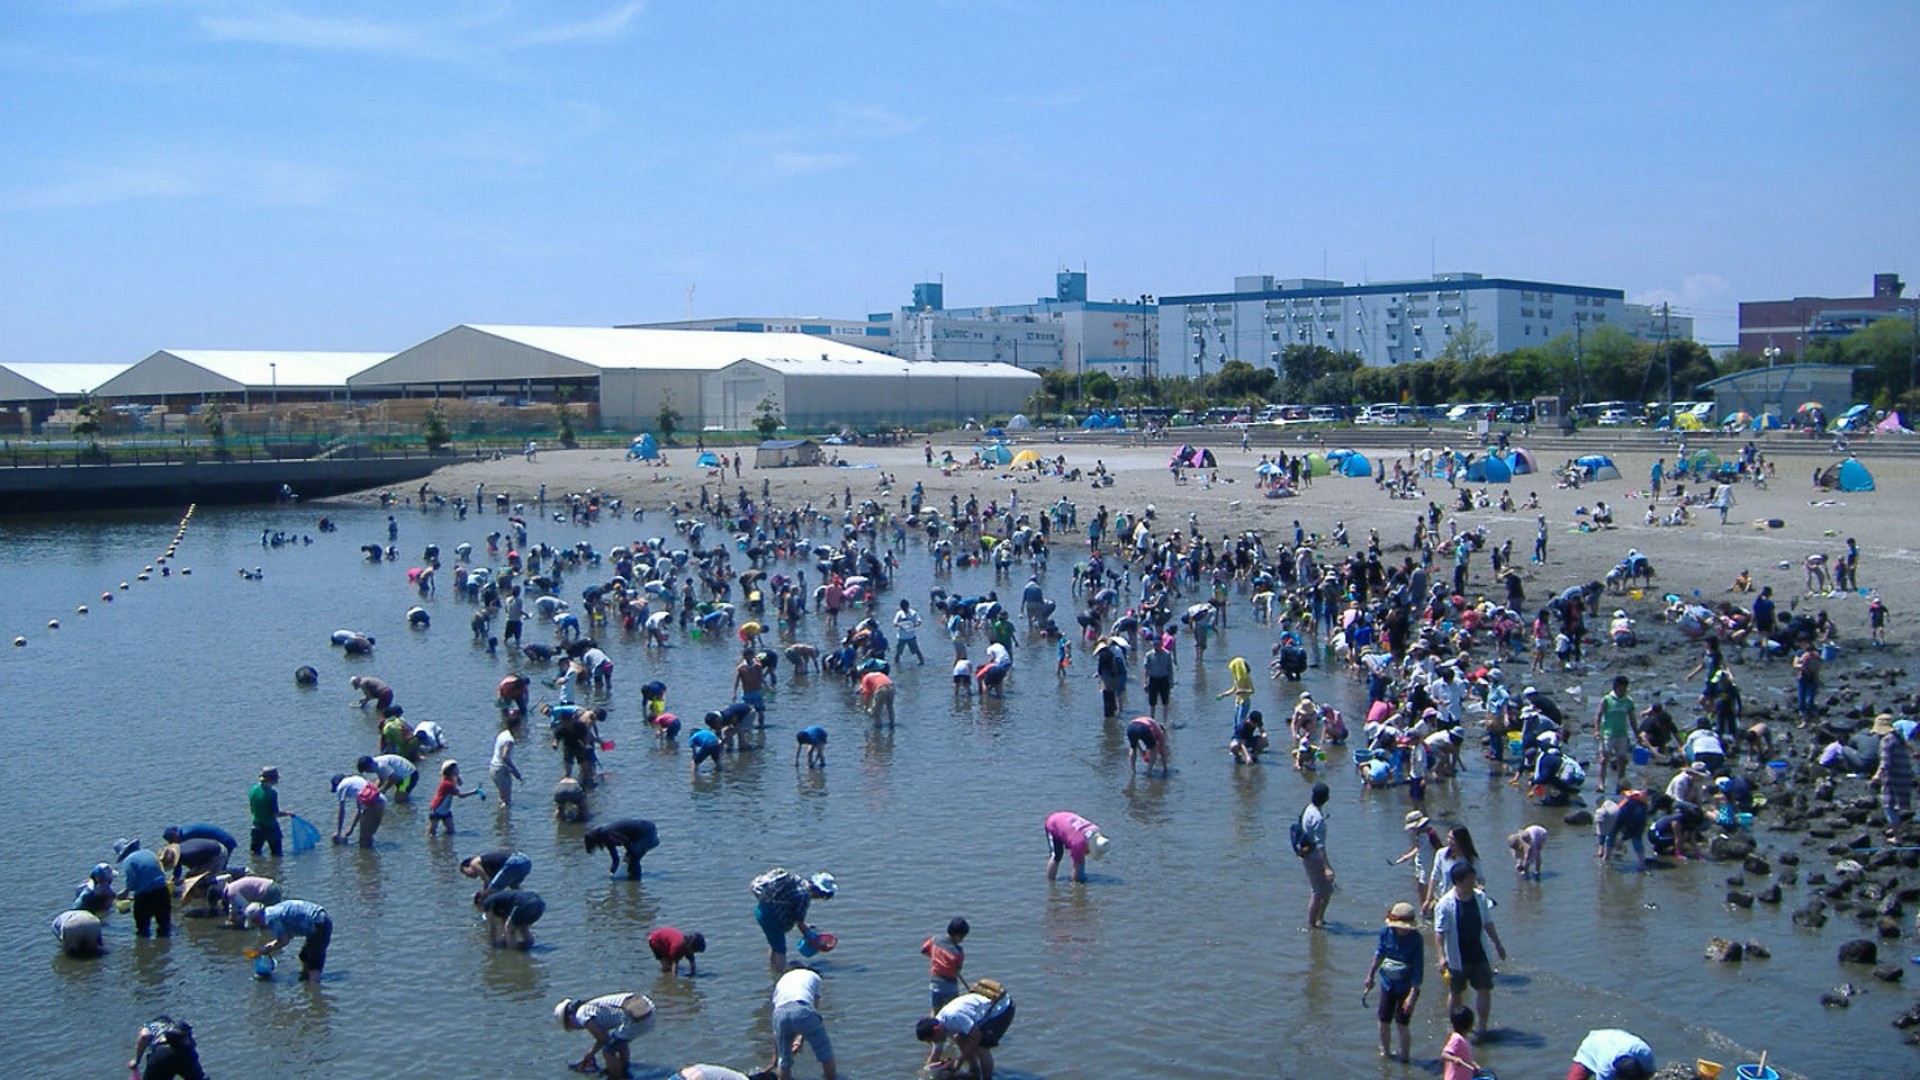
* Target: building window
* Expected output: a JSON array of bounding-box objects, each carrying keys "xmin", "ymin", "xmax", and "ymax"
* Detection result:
[{"xmin": 1524, "ymin": 326, "xmax": 1532, "ymax": 336}]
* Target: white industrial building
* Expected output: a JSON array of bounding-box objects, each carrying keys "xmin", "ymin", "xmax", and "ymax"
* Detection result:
[
  {"xmin": 1156, "ymin": 273, "xmax": 1627, "ymax": 377},
  {"xmin": 92, "ymin": 350, "xmax": 389, "ymax": 408},
  {"xmin": 351, "ymin": 325, "xmax": 1041, "ymax": 431}
]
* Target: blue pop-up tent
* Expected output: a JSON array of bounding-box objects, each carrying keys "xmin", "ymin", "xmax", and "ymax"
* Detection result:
[
  {"xmin": 979, "ymin": 443, "xmax": 1013, "ymax": 465},
  {"xmin": 697, "ymin": 451, "xmax": 722, "ymax": 468},
  {"xmin": 1340, "ymin": 452, "xmax": 1373, "ymax": 477},
  {"xmin": 1818, "ymin": 457, "xmax": 1875, "ymax": 492},
  {"xmin": 1464, "ymin": 456, "xmax": 1513, "ymax": 483},
  {"xmin": 628, "ymin": 433, "xmax": 660, "ymax": 460},
  {"xmin": 1574, "ymin": 454, "xmax": 1621, "ymax": 481}
]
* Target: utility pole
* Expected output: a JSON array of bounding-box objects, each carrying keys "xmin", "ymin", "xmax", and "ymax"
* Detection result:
[{"xmin": 1662, "ymin": 302, "xmax": 1673, "ymax": 405}]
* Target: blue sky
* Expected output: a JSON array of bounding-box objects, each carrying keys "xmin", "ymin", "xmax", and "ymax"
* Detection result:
[{"xmin": 4, "ymin": 1, "xmax": 1916, "ymax": 363}]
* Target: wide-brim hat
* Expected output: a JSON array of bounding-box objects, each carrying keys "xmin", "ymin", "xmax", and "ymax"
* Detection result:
[
  {"xmin": 554, "ymin": 999, "xmax": 576, "ymax": 1027},
  {"xmin": 157, "ymin": 845, "xmax": 181, "ymax": 873},
  {"xmin": 809, "ymin": 872, "xmax": 838, "ymax": 898},
  {"xmin": 1385, "ymin": 902, "xmax": 1418, "ymax": 927},
  {"xmin": 1090, "ymin": 832, "xmax": 1112, "ymax": 858},
  {"xmin": 113, "ymin": 838, "xmax": 140, "ymax": 862},
  {"xmin": 1687, "ymin": 762, "xmax": 1711, "ymax": 776},
  {"xmin": 1404, "ymin": 811, "xmax": 1430, "ymax": 832},
  {"xmin": 1873, "ymin": 713, "xmax": 1897, "ymax": 735}
]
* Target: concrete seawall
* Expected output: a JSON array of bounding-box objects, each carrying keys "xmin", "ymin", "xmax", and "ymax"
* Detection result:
[{"xmin": 0, "ymin": 457, "xmax": 441, "ymax": 514}]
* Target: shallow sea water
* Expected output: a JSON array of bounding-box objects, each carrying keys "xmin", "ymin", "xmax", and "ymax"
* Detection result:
[{"xmin": 0, "ymin": 501, "xmax": 1893, "ymax": 1078}]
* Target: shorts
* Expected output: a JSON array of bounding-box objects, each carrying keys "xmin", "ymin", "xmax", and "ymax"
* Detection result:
[
  {"xmin": 505, "ymin": 895, "xmax": 545, "ymax": 927},
  {"xmin": 754, "ymin": 902, "xmax": 791, "ymax": 953},
  {"xmin": 491, "ymin": 853, "xmax": 532, "ymax": 891},
  {"xmin": 1603, "ymin": 735, "xmax": 1631, "ymax": 763},
  {"xmin": 1126, "ymin": 719, "xmax": 1157, "ymax": 751},
  {"xmin": 1445, "ymin": 958, "xmax": 1494, "ymax": 994},
  {"xmin": 773, "ymin": 1002, "xmax": 833, "ymax": 1068},
  {"xmin": 742, "ymin": 690, "xmax": 766, "ymax": 711},
  {"xmin": 395, "ymin": 772, "xmax": 419, "ymax": 795},
  {"xmin": 974, "ymin": 1001, "xmax": 1016, "ymax": 1048},
  {"xmin": 429, "ymin": 804, "xmax": 453, "ymax": 820},
  {"xmin": 1146, "ymin": 677, "xmax": 1171, "ymax": 708},
  {"xmin": 1302, "ymin": 849, "xmax": 1333, "ymax": 900},
  {"xmin": 1376, "ymin": 982, "xmax": 1415, "ymax": 1023}
]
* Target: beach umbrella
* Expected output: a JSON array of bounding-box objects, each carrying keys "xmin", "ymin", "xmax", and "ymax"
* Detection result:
[
  {"xmin": 1751, "ymin": 413, "xmax": 1782, "ymax": 431},
  {"xmin": 1721, "ymin": 411, "xmax": 1752, "ymax": 429},
  {"xmin": 1255, "ymin": 461, "xmax": 1285, "ymax": 476},
  {"xmin": 1843, "ymin": 403, "xmax": 1871, "ymax": 418},
  {"xmin": 1796, "ymin": 401, "xmax": 1823, "ymax": 414}
]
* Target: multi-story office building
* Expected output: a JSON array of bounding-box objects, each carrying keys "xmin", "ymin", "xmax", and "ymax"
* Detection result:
[
  {"xmin": 888, "ymin": 273, "xmax": 1156, "ymax": 374},
  {"xmin": 1154, "ymin": 272, "xmax": 1626, "ymax": 378}
]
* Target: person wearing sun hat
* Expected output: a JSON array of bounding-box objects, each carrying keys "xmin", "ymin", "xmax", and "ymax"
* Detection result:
[
  {"xmin": 1043, "ymin": 811, "xmax": 1108, "ymax": 884},
  {"xmin": 1392, "ymin": 811, "xmax": 1443, "ymax": 907},
  {"xmin": 751, "ymin": 867, "xmax": 838, "ymax": 968},
  {"xmin": 1871, "ymin": 713, "xmax": 1914, "ymax": 839},
  {"xmin": 1363, "ymin": 901, "xmax": 1426, "ymax": 1062},
  {"xmin": 556, "ymin": 991, "xmax": 653, "ymax": 1078}
]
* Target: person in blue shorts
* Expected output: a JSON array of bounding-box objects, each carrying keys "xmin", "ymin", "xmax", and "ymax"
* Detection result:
[{"xmin": 795, "ymin": 726, "xmax": 829, "ymax": 768}]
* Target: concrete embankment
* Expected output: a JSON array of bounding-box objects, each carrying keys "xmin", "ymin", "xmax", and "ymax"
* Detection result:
[{"xmin": 0, "ymin": 457, "xmax": 439, "ymax": 514}]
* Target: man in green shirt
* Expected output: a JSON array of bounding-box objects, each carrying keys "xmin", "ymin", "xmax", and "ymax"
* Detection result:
[
  {"xmin": 248, "ymin": 766, "xmax": 291, "ymax": 857},
  {"xmin": 1594, "ymin": 676, "xmax": 1636, "ymax": 792}
]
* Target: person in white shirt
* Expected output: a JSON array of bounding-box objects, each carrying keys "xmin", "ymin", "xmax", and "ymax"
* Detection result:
[
  {"xmin": 765, "ymin": 966, "xmax": 834, "ymax": 1080},
  {"xmin": 489, "ymin": 730, "xmax": 523, "ymax": 808},
  {"xmin": 916, "ymin": 987, "xmax": 1017, "ymax": 1079},
  {"xmin": 892, "ymin": 600, "xmax": 925, "ymax": 665}
]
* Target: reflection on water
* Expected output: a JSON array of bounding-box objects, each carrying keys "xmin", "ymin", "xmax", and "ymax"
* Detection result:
[{"xmin": 0, "ymin": 503, "xmax": 1867, "ymax": 1078}]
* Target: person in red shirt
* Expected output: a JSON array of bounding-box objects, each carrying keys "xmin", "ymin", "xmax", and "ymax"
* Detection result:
[
  {"xmin": 427, "ymin": 760, "xmax": 481, "ymax": 836},
  {"xmin": 648, "ymin": 926, "xmax": 707, "ymax": 975},
  {"xmin": 920, "ymin": 917, "xmax": 969, "ymax": 1010}
]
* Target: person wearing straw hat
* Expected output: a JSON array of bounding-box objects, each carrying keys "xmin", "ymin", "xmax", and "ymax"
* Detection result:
[
  {"xmin": 1870, "ymin": 713, "xmax": 1914, "ymax": 840},
  {"xmin": 556, "ymin": 992, "xmax": 653, "ymax": 1079},
  {"xmin": 1043, "ymin": 811, "xmax": 1108, "ymax": 883},
  {"xmin": 247, "ymin": 766, "xmax": 293, "ymax": 858},
  {"xmin": 1363, "ymin": 901, "xmax": 1425, "ymax": 1062}
]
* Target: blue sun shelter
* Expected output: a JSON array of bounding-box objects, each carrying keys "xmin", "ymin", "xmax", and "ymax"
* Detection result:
[
  {"xmin": 628, "ymin": 432, "xmax": 660, "ymax": 461},
  {"xmin": 1464, "ymin": 456, "xmax": 1513, "ymax": 483},
  {"xmin": 1820, "ymin": 457, "xmax": 1875, "ymax": 492},
  {"xmin": 1575, "ymin": 454, "xmax": 1621, "ymax": 481},
  {"xmin": 1340, "ymin": 451, "xmax": 1373, "ymax": 477},
  {"xmin": 697, "ymin": 451, "xmax": 722, "ymax": 468}
]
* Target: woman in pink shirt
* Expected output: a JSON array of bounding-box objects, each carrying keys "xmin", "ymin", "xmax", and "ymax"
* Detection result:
[{"xmin": 1043, "ymin": 812, "xmax": 1108, "ymax": 883}]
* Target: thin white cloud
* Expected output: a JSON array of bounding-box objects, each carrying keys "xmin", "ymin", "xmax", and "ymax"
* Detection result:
[
  {"xmin": 198, "ymin": 10, "xmax": 422, "ymax": 53},
  {"xmin": 1, "ymin": 158, "xmax": 344, "ymax": 212},
  {"xmin": 770, "ymin": 152, "xmax": 853, "ymax": 177},
  {"xmin": 517, "ymin": 2, "xmax": 644, "ymax": 48},
  {"xmin": 830, "ymin": 102, "xmax": 921, "ymax": 138}
]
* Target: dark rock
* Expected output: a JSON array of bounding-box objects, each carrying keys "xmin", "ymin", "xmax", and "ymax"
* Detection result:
[
  {"xmin": 1759, "ymin": 884, "xmax": 1783, "ymax": 904},
  {"xmin": 1778, "ymin": 868, "xmax": 1799, "ymax": 885},
  {"xmin": 1839, "ymin": 938, "xmax": 1879, "ymax": 964},
  {"xmin": 1873, "ymin": 963, "xmax": 1905, "ymax": 982},
  {"xmin": 1564, "ymin": 809, "xmax": 1594, "ymax": 826},
  {"xmin": 1794, "ymin": 905, "xmax": 1830, "ymax": 928},
  {"xmin": 1744, "ymin": 939, "xmax": 1771, "ymax": 958},
  {"xmin": 1895, "ymin": 1002, "xmax": 1920, "ymax": 1029},
  {"xmin": 1726, "ymin": 874, "xmax": 1746, "ymax": 886},
  {"xmin": 1821, "ymin": 988, "xmax": 1853, "ymax": 1007},
  {"xmin": 1778, "ymin": 852, "xmax": 1800, "ymax": 866},
  {"xmin": 1815, "ymin": 779, "xmax": 1836, "ymax": 801},
  {"xmin": 1744, "ymin": 855, "xmax": 1772, "ymax": 875},
  {"xmin": 1900, "ymin": 885, "xmax": 1920, "ymax": 903},
  {"xmin": 1880, "ymin": 917, "xmax": 1904, "ymax": 940},
  {"xmin": 1710, "ymin": 834, "xmax": 1757, "ymax": 861},
  {"xmin": 1809, "ymin": 872, "xmax": 1828, "ymax": 885},
  {"xmin": 1726, "ymin": 890, "xmax": 1755, "ymax": 908},
  {"xmin": 1869, "ymin": 850, "xmax": 1900, "ymax": 870},
  {"xmin": 1704, "ymin": 936, "xmax": 1744, "ymax": 962},
  {"xmin": 1810, "ymin": 826, "xmax": 1838, "ymax": 839},
  {"xmin": 1849, "ymin": 832, "xmax": 1877, "ymax": 849}
]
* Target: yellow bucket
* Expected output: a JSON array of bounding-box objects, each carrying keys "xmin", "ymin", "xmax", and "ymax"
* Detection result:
[
  {"xmin": 1629, "ymin": 589, "xmax": 1644, "ymax": 600},
  {"xmin": 1697, "ymin": 1059, "xmax": 1723, "ymax": 1080}
]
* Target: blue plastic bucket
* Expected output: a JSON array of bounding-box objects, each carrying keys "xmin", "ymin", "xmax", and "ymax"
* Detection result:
[
  {"xmin": 1767, "ymin": 760, "xmax": 1789, "ymax": 780},
  {"xmin": 1631, "ymin": 746, "xmax": 1652, "ymax": 766},
  {"xmin": 1734, "ymin": 1066, "xmax": 1777, "ymax": 1080}
]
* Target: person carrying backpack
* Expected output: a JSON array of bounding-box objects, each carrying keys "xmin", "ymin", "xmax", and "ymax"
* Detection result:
[
  {"xmin": 1293, "ymin": 782, "xmax": 1336, "ymax": 928},
  {"xmin": 130, "ymin": 1016, "xmax": 207, "ymax": 1080}
]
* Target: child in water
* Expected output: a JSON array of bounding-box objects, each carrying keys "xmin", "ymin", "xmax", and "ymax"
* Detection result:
[
  {"xmin": 1507, "ymin": 824, "xmax": 1548, "ymax": 881},
  {"xmin": 427, "ymin": 761, "xmax": 482, "ymax": 836}
]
